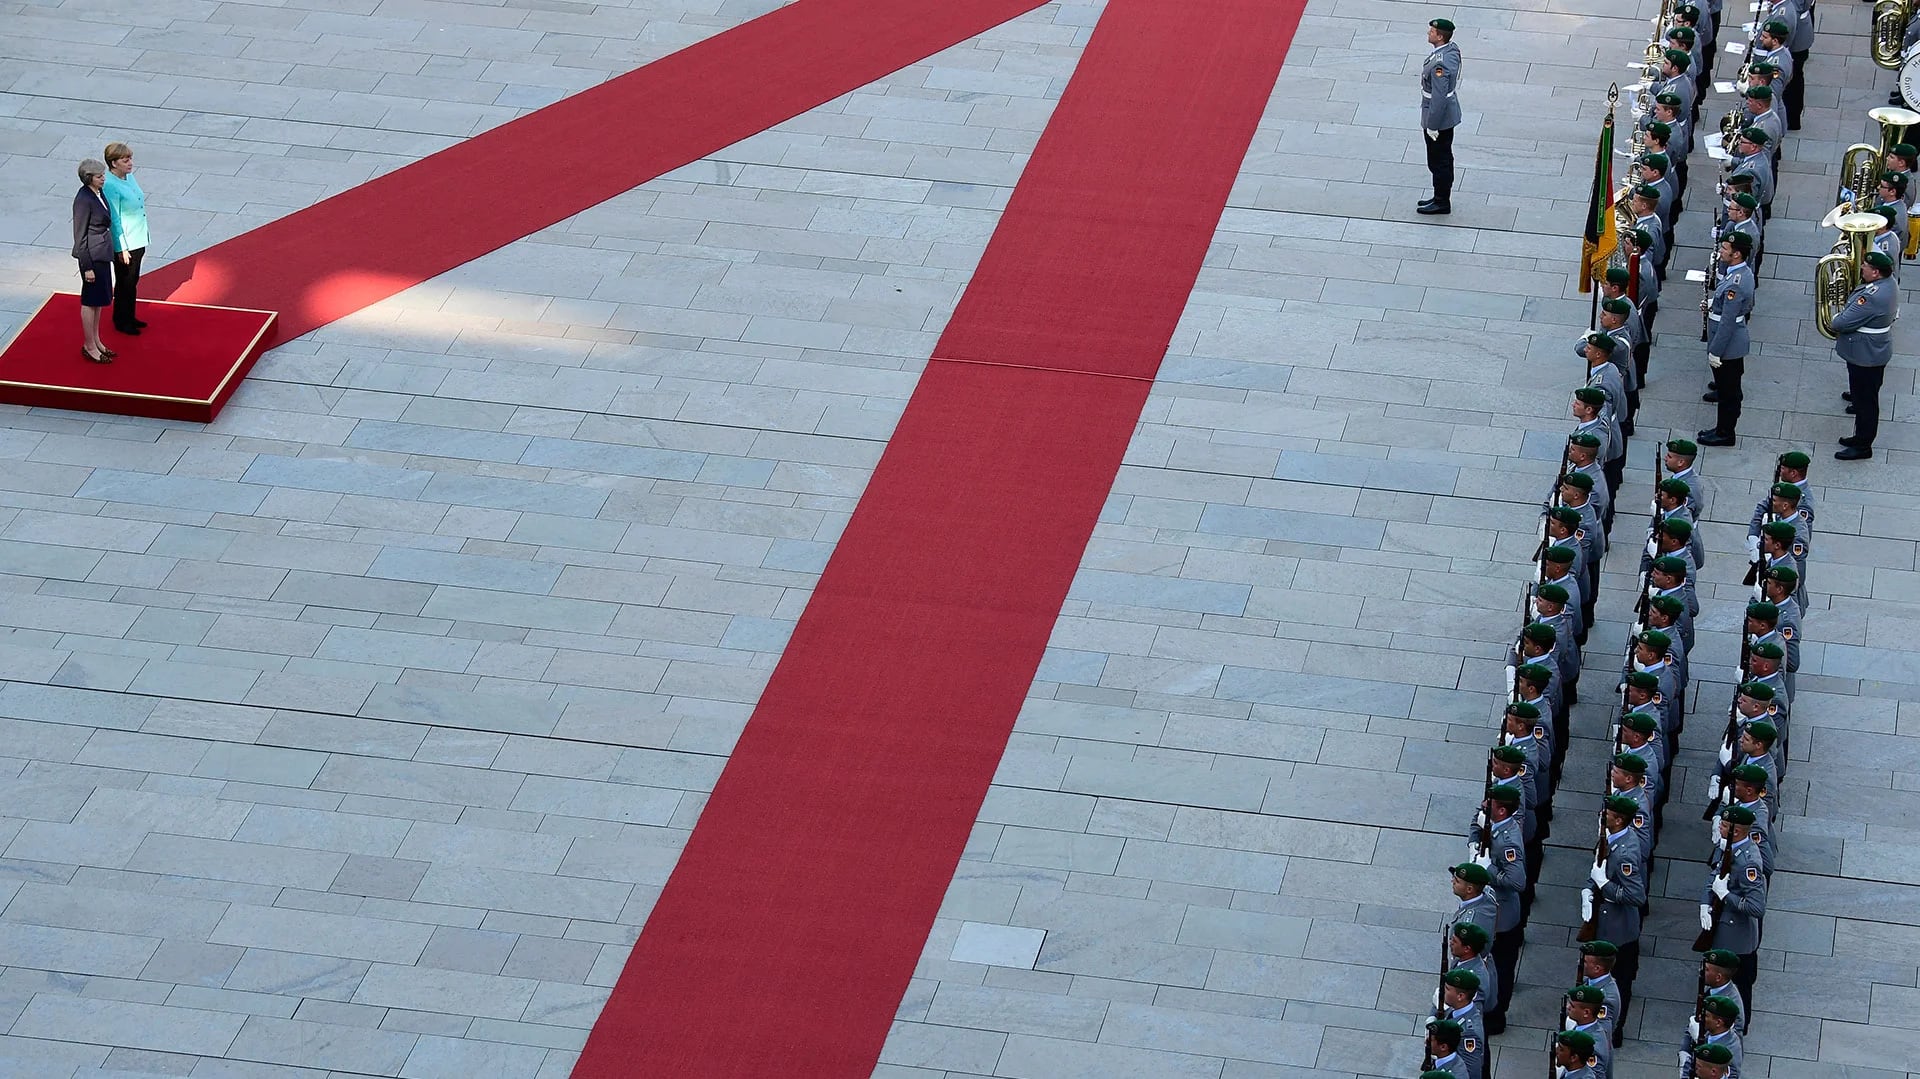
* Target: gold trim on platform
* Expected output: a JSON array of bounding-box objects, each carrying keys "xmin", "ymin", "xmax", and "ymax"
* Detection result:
[{"xmin": 0, "ymin": 293, "xmax": 278, "ymax": 406}]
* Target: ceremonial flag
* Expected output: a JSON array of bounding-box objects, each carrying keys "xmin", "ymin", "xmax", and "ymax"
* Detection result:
[{"xmin": 1580, "ymin": 112, "xmax": 1617, "ymax": 293}]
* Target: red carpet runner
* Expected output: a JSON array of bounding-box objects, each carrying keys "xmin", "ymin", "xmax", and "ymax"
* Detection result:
[
  {"xmin": 575, "ymin": 1, "xmax": 1305, "ymax": 1074},
  {"xmin": 139, "ymin": 0, "xmax": 1050, "ymax": 346}
]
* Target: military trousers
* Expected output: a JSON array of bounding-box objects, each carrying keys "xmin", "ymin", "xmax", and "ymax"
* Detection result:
[
  {"xmin": 1424, "ymin": 127, "xmax": 1455, "ymax": 202},
  {"xmin": 1614, "ymin": 939, "xmax": 1642, "ymax": 1045},
  {"xmin": 1488, "ymin": 926, "xmax": 1523, "ymax": 1022},
  {"xmin": 1712, "ymin": 355, "xmax": 1746, "ymax": 434},
  {"xmin": 1733, "ymin": 949, "xmax": 1759, "ymax": 1034},
  {"xmin": 1787, "ymin": 50, "xmax": 1809, "ymax": 128},
  {"xmin": 1847, "ymin": 362, "xmax": 1886, "ymax": 445}
]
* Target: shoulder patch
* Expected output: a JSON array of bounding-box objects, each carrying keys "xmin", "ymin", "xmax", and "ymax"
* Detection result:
[
  {"xmin": 1621, "ymin": 860, "xmax": 1635, "ymax": 876},
  {"xmin": 1633, "ymin": 813, "xmax": 1647, "ymax": 830},
  {"xmin": 1793, "ymin": 543, "xmax": 1806, "ymax": 556},
  {"xmin": 1435, "ymin": 65, "xmax": 1447, "ymax": 76},
  {"xmin": 1746, "ymin": 866, "xmax": 1759, "ymax": 882},
  {"xmin": 1856, "ymin": 295, "xmax": 1867, "ymax": 305},
  {"xmin": 1506, "ymin": 847, "xmax": 1519, "ymax": 862},
  {"xmin": 1782, "ymin": 626, "xmax": 1793, "ymax": 640},
  {"xmin": 1725, "ymin": 289, "xmax": 1737, "ymax": 299},
  {"xmin": 1463, "ymin": 1036, "xmax": 1476, "ymax": 1054}
]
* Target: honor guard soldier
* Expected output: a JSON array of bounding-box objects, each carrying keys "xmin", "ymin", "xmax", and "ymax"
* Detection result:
[
  {"xmin": 1553, "ymin": 1030, "xmax": 1603, "ymax": 1079},
  {"xmin": 1424, "ymin": 1018, "xmax": 1468, "ymax": 1078},
  {"xmin": 1620, "ymin": 712, "xmax": 1668, "ymax": 807},
  {"xmin": 1649, "ymin": 556, "xmax": 1698, "ymax": 637},
  {"xmin": 1565, "ymin": 432, "xmax": 1611, "ymax": 538},
  {"xmin": 1587, "ymin": 796, "xmax": 1649, "ymax": 1022},
  {"xmin": 1878, "ymin": 173, "xmax": 1910, "ymax": 247},
  {"xmin": 1745, "ymin": 644, "xmax": 1790, "ymax": 716},
  {"xmin": 1563, "ymin": 987, "xmax": 1614, "ymax": 1073},
  {"xmin": 1774, "ymin": 450, "xmax": 1815, "ymax": 516},
  {"xmin": 1724, "ymin": 193, "xmax": 1761, "ymax": 269},
  {"xmin": 1731, "ymin": 718, "xmax": 1782, "ymax": 818},
  {"xmin": 1740, "ymin": 87, "xmax": 1784, "ymax": 157},
  {"xmin": 1723, "ymin": 763, "xmax": 1775, "ymax": 877},
  {"xmin": 1532, "ymin": 583, "xmax": 1583, "ymax": 673},
  {"xmin": 1748, "ymin": 483, "xmax": 1814, "ymax": 560},
  {"xmin": 1487, "ymin": 746, "xmax": 1538, "ymax": 836},
  {"xmin": 1477, "ymin": 783, "xmax": 1527, "ymax": 1036},
  {"xmin": 1447, "ymin": 861, "xmax": 1497, "ymax": 940},
  {"xmin": 1644, "ymin": 519, "xmax": 1698, "ymax": 585},
  {"xmin": 1610, "ymin": 752, "xmax": 1657, "ymax": 849},
  {"xmin": 1578, "ymin": 940, "xmax": 1624, "ymax": 1037},
  {"xmin": 1643, "ymin": 598, "xmax": 1691, "ymax": 713},
  {"xmin": 1540, "ymin": 542, "xmax": 1589, "ymax": 645},
  {"xmin": 1700, "ymin": 804, "xmax": 1768, "ymax": 1027},
  {"xmin": 1638, "ymin": 153, "xmax": 1678, "ymax": 246},
  {"xmin": 1759, "ymin": 567, "xmax": 1803, "ymax": 650},
  {"xmin": 1629, "ymin": 628, "xmax": 1681, "ymax": 711},
  {"xmin": 1682, "ymin": 996, "xmax": 1745, "ymax": 1076},
  {"xmin": 1655, "ymin": 477, "xmax": 1708, "ymax": 567},
  {"xmin": 1631, "ymin": 185, "xmax": 1669, "ymax": 279},
  {"xmin": 1418, "ymin": 18, "xmax": 1462, "ymax": 215},
  {"xmin": 1440, "ymin": 968, "xmax": 1485, "ymax": 1078},
  {"xmin": 1700, "ymin": 231, "xmax": 1755, "ymax": 446},
  {"xmin": 1515, "ymin": 623, "xmax": 1570, "ymax": 705},
  {"xmin": 1447, "ymin": 918, "xmax": 1496, "ymax": 1014},
  {"xmin": 1745, "ymin": 601, "xmax": 1798, "ymax": 695},
  {"xmin": 1699, "ymin": 949, "xmax": 1747, "ymax": 1020},
  {"xmin": 1757, "ymin": 522, "xmax": 1807, "ymax": 603},
  {"xmin": 1623, "ymin": 672, "xmax": 1672, "ymax": 746},
  {"xmin": 1629, "ymin": 227, "xmax": 1661, "ymax": 328},
  {"xmin": 1831, "ymin": 249, "xmax": 1897, "ymax": 460},
  {"xmin": 1683, "ymin": 1041, "xmax": 1737, "ymax": 1079},
  {"xmin": 1664, "ymin": 439, "xmax": 1709, "ymax": 518},
  {"xmin": 1597, "ymin": 298, "xmax": 1640, "ymax": 426}
]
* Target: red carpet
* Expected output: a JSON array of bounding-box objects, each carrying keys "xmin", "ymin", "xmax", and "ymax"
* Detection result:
[
  {"xmin": 140, "ymin": 0, "xmax": 1051, "ymax": 348},
  {"xmin": 0, "ymin": 294, "xmax": 274, "ymax": 421},
  {"xmin": 574, "ymin": 1, "xmax": 1304, "ymax": 1075}
]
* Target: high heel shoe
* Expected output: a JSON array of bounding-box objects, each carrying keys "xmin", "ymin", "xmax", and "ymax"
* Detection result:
[
  {"xmin": 82, "ymin": 347, "xmax": 112, "ymax": 364},
  {"xmin": 98, "ymin": 345, "xmax": 118, "ymax": 359}
]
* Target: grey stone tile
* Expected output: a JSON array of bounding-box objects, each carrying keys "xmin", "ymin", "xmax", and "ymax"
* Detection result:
[
  {"xmin": 10, "ymin": 996, "xmax": 244, "ymax": 1056},
  {"xmin": 225, "ymin": 1014, "xmax": 418, "ymax": 1074},
  {"xmin": 210, "ymin": 906, "xmax": 432, "ymax": 965}
]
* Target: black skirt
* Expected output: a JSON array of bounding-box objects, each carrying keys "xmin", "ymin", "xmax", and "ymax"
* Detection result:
[{"xmin": 78, "ymin": 260, "xmax": 113, "ymax": 307}]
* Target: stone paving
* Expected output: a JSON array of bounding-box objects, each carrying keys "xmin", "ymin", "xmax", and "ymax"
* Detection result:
[{"xmin": 0, "ymin": 0, "xmax": 1915, "ymax": 1077}]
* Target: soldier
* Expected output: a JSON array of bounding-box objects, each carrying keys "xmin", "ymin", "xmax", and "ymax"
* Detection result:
[
  {"xmin": 1831, "ymin": 249, "xmax": 1897, "ymax": 460},
  {"xmin": 1740, "ymin": 86, "xmax": 1784, "ymax": 154},
  {"xmin": 1774, "ymin": 450, "xmax": 1815, "ymax": 518},
  {"xmin": 1723, "ymin": 763, "xmax": 1775, "ymax": 877},
  {"xmin": 1475, "ymin": 784, "xmax": 1526, "ymax": 1034},
  {"xmin": 1653, "ymin": 477, "xmax": 1707, "ymax": 567},
  {"xmin": 1587, "ymin": 796, "xmax": 1648, "ymax": 1025},
  {"xmin": 1597, "ymin": 298, "xmax": 1640, "ymax": 430},
  {"xmin": 1700, "ymin": 949, "xmax": 1747, "ymax": 1020},
  {"xmin": 1622, "ymin": 673, "xmax": 1671, "ymax": 747},
  {"xmin": 1699, "ymin": 231, "xmax": 1755, "ymax": 447},
  {"xmin": 1533, "ymin": 583, "xmax": 1583, "ymax": 676},
  {"xmin": 1629, "ymin": 227, "xmax": 1661, "ymax": 328},
  {"xmin": 1746, "ymin": 644, "xmax": 1790, "ymax": 717},
  {"xmin": 1751, "ymin": 21, "xmax": 1794, "ymax": 103},
  {"xmin": 1745, "ymin": 602, "xmax": 1798, "ymax": 696},
  {"xmin": 1579, "ymin": 350, "xmax": 1629, "ymax": 502},
  {"xmin": 1643, "ymin": 597, "xmax": 1691, "ymax": 716},
  {"xmin": 1501, "ymin": 702, "xmax": 1553, "ymax": 821},
  {"xmin": 1888, "ymin": 143, "xmax": 1918, "ymax": 207},
  {"xmin": 1656, "ymin": 48, "xmax": 1695, "ymax": 126},
  {"xmin": 1486, "ymin": 747, "xmax": 1537, "ymax": 839},
  {"xmin": 1878, "ymin": 173, "xmax": 1910, "ymax": 248},
  {"xmin": 1724, "ymin": 192, "xmax": 1761, "ymax": 269},
  {"xmin": 1700, "ymin": 804, "xmax": 1768, "ymax": 1029},
  {"xmin": 1872, "ymin": 205, "xmax": 1902, "ymax": 271},
  {"xmin": 1664, "ymin": 439, "xmax": 1709, "ymax": 518},
  {"xmin": 1563, "ymin": 987, "xmax": 1614, "ymax": 1075},
  {"xmin": 1779, "ymin": 0, "xmax": 1812, "ymax": 129},
  {"xmin": 1424, "ymin": 1018, "xmax": 1467, "ymax": 1077},
  {"xmin": 1683, "ymin": 1042, "xmax": 1737, "ymax": 1079},
  {"xmin": 1447, "ymin": 862, "xmax": 1497, "ymax": 940},
  {"xmin": 1631, "ymin": 185, "xmax": 1669, "ymax": 279},
  {"xmin": 1515, "ymin": 623, "xmax": 1568, "ymax": 706},
  {"xmin": 1515, "ymin": 663, "xmax": 1566, "ymax": 771},
  {"xmin": 1620, "ymin": 711, "xmax": 1667, "ymax": 808},
  {"xmin": 1638, "ymin": 152, "xmax": 1679, "ymax": 247},
  {"xmin": 1643, "ymin": 519, "xmax": 1698, "ymax": 588},
  {"xmin": 1730, "ymin": 720, "xmax": 1782, "ymax": 819},
  {"xmin": 1757, "ymin": 522, "xmax": 1807, "ymax": 604},
  {"xmin": 1759, "ymin": 567, "xmax": 1803, "ymax": 648},
  {"xmin": 1747, "ymin": 483, "xmax": 1814, "ymax": 561},
  {"xmin": 1682, "ymin": 996, "xmax": 1745, "ymax": 1076},
  {"xmin": 1578, "ymin": 940, "xmax": 1624, "ymax": 1042},
  {"xmin": 1610, "ymin": 752, "xmax": 1657, "ymax": 850},
  {"xmin": 1552, "ymin": 1030, "xmax": 1603, "ymax": 1079},
  {"xmin": 1437, "ymin": 966, "xmax": 1486, "ymax": 1079},
  {"xmin": 1729, "ymin": 132, "xmax": 1775, "ymax": 218},
  {"xmin": 1565, "ymin": 436, "xmax": 1611, "ymax": 541},
  {"xmin": 1540, "ymin": 544, "xmax": 1589, "ymax": 646},
  {"xmin": 1649, "ymin": 557, "xmax": 1698, "ymax": 638},
  {"xmin": 1418, "ymin": 18, "xmax": 1463, "ymax": 215},
  {"xmin": 1629, "ymin": 628, "xmax": 1681, "ymax": 711}
]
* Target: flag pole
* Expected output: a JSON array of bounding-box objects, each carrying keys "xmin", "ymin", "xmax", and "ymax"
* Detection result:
[{"xmin": 1589, "ymin": 84, "xmax": 1620, "ymax": 331}]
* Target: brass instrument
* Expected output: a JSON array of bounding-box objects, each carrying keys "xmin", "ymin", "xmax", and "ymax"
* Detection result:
[
  {"xmin": 1826, "ymin": 106, "xmax": 1920, "ymax": 222},
  {"xmin": 1814, "ymin": 213, "xmax": 1886, "ymax": 339},
  {"xmin": 1873, "ymin": 0, "xmax": 1913, "ymax": 70}
]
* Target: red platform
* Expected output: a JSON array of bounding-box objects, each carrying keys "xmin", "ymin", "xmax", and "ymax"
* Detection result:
[{"xmin": 0, "ymin": 294, "xmax": 276, "ymax": 423}]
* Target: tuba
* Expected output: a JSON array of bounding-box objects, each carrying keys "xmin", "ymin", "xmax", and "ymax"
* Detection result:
[
  {"xmin": 1829, "ymin": 106, "xmax": 1920, "ymax": 218},
  {"xmin": 1873, "ymin": 0, "xmax": 1912, "ymax": 70},
  {"xmin": 1815, "ymin": 213, "xmax": 1887, "ymax": 339}
]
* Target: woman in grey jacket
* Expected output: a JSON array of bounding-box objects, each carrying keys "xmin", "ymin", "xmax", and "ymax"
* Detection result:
[{"xmin": 71, "ymin": 158, "xmax": 116, "ymax": 363}]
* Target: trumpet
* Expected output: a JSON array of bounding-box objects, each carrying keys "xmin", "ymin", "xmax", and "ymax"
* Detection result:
[
  {"xmin": 1814, "ymin": 213, "xmax": 1886, "ymax": 339},
  {"xmin": 1873, "ymin": 0, "xmax": 1913, "ymax": 70}
]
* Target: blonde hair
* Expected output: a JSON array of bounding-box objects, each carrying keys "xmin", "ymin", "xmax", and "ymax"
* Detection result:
[{"xmin": 105, "ymin": 142, "xmax": 132, "ymax": 166}]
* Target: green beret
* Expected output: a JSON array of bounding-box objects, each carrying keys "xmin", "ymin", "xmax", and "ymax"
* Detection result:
[
  {"xmin": 1537, "ymin": 583, "xmax": 1570, "ymax": 604},
  {"xmin": 1632, "ymin": 182, "xmax": 1661, "ymax": 201},
  {"xmin": 1751, "ymin": 641, "xmax": 1784, "ymax": 660},
  {"xmin": 1720, "ymin": 804, "xmax": 1757, "ymax": 826},
  {"xmin": 1740, "ymin": 126, "xmax": 1770, "ymax": 146},
  {"xmin": 1492, "ymin": 744, "xmax": 1528, "ymax": 765},
  {"xmin": 1639, "ymin": 152, "xmax": 1670, "ymax": 171},
  {"xmin": 1779, "ymin": 451, "xmax": 1810, "ymax": 469},
  {"xmin": 1651, "ymin": 555, "xmax": 1688, "ymax": 576},
  {"xmin": 1732, "ymin": 192, "xmax": 1758, "ymax": 209},
  {"xmin": 1730, "ymin": 763, "xmax": 1769, "ymax": 786},
  {"xmin": 1878, "ymin": 204, "xmax": 1902, "ymax": 225},
  {"xmin": 1429, "ymin": 17, "xmax": 1455, "ymax": 32},
  {"xmin": 1429, "ymin": 1017, "xmax": 1464, "ymax": 1041},
  {"xmin": 1580, "ymin": 939, "xmax": 1618, "ymax": 957},
  {"xmin": 1453, "ymin": 921, "xmax": 1492, "ymax": 948},
  {"xmin": 1677, "ymin": 4, "xmax": 1701, "ymax": 17},
  {"xmin": 1666, "ymin": 26, "xmax": 1695, "ymax": 41},
  {"xmin": 1451, "ymin": 862, "xmax": 1491, "ymax": 886},
  {"xmin": 1568, "ymin": 431, "xmax": 1602, "ymax": 448},
  {"xmin": 1423, "ymin": 1072, "xmax": 1459, "ymax": 1079},
  {"xmin": 1666, "ymin": 438, "xmax": 1698, "ymax": 457},
  {"xmin": 1747, "ymin": 720, "xmax": 1778, "ymax": 742},
  {"xmin": 1750, "ymin": 61, "xmax": 1778, "ymax": 75},
  {"xmin": 1867, "ymin": 250, "xmax": 1896, "ymax": 273},
  {"xmin": 1728, "ymin": 171, "xmax": 1756, "ymax": 187},
  {"xmin": 1747, "ymin": 601, "xmax": 1780, "ymax": 621},
  {"xmin": 1561, "ymin": 470, "xmax": 1595, "ymax": 491},
  {"xmin": 1485, "ymin": 783, "xmax": 1523, "ymax": 807},
  {"xmin": 1626, "ymin": 671, "xmax": 1659, "ymax": 691},
  {"xmin": 1702, "ymin": 995, "xmax": 1741, "ymax": 1019},
  {"xmin": 1516, "ymin": 663, "xmax": 1553, "ymax": 683},
  {"xmin": 1567, "ymin": 985, "xmax": 1605, "ymax": 1005},
  {"xmin": 1543, "ymin": 544, "xmax": 1577, "ymax": 564},
  {"xmin": 1603, "ymin": 794, "xmax": 1641, "ymax": 817},
  {"xmin": 1612, "ymin": 751, "xmax": 1647, "ymax": 775},
  {"xmin": 1660, "ymin": 518, "xmax": 1693, "ymax": 539},
  {"xmin": 1693, "ymin": 1043, "xmax": 1735, "ymax": 1064},
  {"xmin": 1762, "ymin": 19, "xmax": 1791, "ymax": 36},
  {"xmin": 1893, "ymin": 142, "xmax": 1918, "ymax": 158},
  {"xmin": 1664, "ymin": 48, "xmax": 1690, "ymax": 69},
  {"xmin": 1442, "ymin": 968, "xmax": 1481, "ymax": 992},
  {"xmin": 1657, "ymin": 477, "xmax": 1692, "ymax": 497},
  {"xmin": 1601, "ymin": 297, "xmax": 1631, "ymax": 315},
  {"xmin": 1884, "ymin": 170, "xmax": 1910, "ymax": 194},
  {"xmin": 1630, "ymin": 227, "xmax": 1655, "ymax": 247},
  {"xmin": 1583, "ymin": 332, "xmax": 1617, "ymax": 354},
  {"xmin": 1739, "ymin": 682, "xmax": 1776, "ymax": 701},
  {"xmin": 1648, "ymin": 121, "xmax": 1673, "ymax": 139},
  {"xmin": 1650, "ymin": 594, "xmax": 1684, "ymax": 617},
  {"xmin": 1723, "ymin": 230, "xmax": 1754, "ymax": 254},
  {"xmin": 1767, "ymin": 565, "xmax": 1799, "ymax": 586},
  {"xmin": 1744, "ymin": 85, "xmax": 1772, "ymax": 101},
  {"xmin": 1703, "ymin": 948, "xmax": 1740, "ymax": 969},
  {"xmin": 1550, "ymin": 507, "xmax": 1582, "ymax": 529},
  {"xmin": 1655, "ymin": 92, "xmax": 1683, "ymax": 107},
  {"xmin": 1622, "ymin": 711, "xmax": 1658, "ymax": 734},
  {"xmin": 1507, "ymin": 701, "xmax": 1542, "ymax": 719},
  {"xmin": 1762, "ymin": 520, "xmax": 1797, "ymax": 543},
  {"xmin": 1522, "ymin": 622, "xmax": 1556, "ymax": 645},
  {"xmin": 1770, "ymin": 483, "xmax": 1802, "ymax": 503},
  {"xmin": 1638, "ymin": 629, "xmax": 1671, "ymax": 651},
  {"xmin": 1604, "ymin": 265, "xmax": 1631, "ymax": 285},
  {"xmin": 1559, "ymin": 1030, "xmax": 1597, "ymax": 1054}
]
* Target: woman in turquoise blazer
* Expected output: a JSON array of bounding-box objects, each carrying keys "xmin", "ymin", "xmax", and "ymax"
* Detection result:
[{"xmin": 102, "ymin": 141, "xmax": 149, "ymax": 335}]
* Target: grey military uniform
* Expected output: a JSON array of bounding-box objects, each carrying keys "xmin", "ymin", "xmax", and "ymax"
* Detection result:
[
  {"xmin": 1748, "ymin": 499, "xmax": 1815, "ymax": 560},
  {"xmin": 1568, "ymin": 1019, "xmax": 1613, "ymax": 1079},
  {"xmin": 1682, "ymin": 1028, "xmax": 1745, "ymax": 1079},
  {"xmin": 1829, "ymin": 276, "xmax": 1897, "ymax": 368},
  {"xmin": 1734, "ymin": 796, "xmax": 1776, "ymax": 877},
  {"xmin": 1450, "ymin": 1001, "xmax": 1486, "ymax": 1079},
  {"xmin": 1705, "ymin": 837, "xmax": 1767, "ymax": 954},
  {"xmin": 1427, "ymin": 1051, "xmax": 1468, "ymax": 1078},
  {"xmin": 1486, "ymin": 814, "xmax": 1526, "ymax": 931},
  {"xmin": 1583, "ymin": 973, "xmax": 1622, "ymax": 1036},
  {"xmin": 1593, "ymin": 827, "xmax": 1647, "ymax": 946},
  {"xmin": 1449, "ymin": 892, "xmax": 1498, "ymax": 942},
  {"xmin": 1669, "ymin": 465, "xmax": 1710, "ymax": 521},
  {"xmin": 1707, "ymin": 261, "xmax": 1755, "ymax": 359},
  {"xmin": 1421, "ymin": 42, "xmax": 1463, "ymax": 130},
  {"xmin": 1731, "ymin": 150, "xmax": 1774, "ymax": 208}
]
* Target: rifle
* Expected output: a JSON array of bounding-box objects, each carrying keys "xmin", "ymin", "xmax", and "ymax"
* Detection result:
[
  {"xmin": 1690, "ymin": 966, "xmax": 1712, "ymax": 1059},
  {"xmin": 1423, "ymin": 924, "xmax": 1450, "ymax": 1071},
  {"xmin": 1632, "ymin": 570, "xmax": 1652, "ymax": 632},
  {"xmin": 1692, "ymin": 837, "xmax": 1737, "ymax": 951},
  {"xmin": 1741, "ymin": 460, "xmax": 1786, "ymax": 586},
  {"xmin": 1700, "ymin": 690, "xmax": 1743, "ymax": 820},
  {"xmin": 1575, "ymin": 825, "xmax": 1610, "ymax": 942},
  {"xmin": 1532, "ymin": 500, "xmax": 1558, "ymax": 565},
  {"xmin": 1700, "ymin": 238, "xmax": 1717, "ymax": 341}
]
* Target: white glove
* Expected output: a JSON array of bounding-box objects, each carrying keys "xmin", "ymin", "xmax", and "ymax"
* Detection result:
[
  {"xmin": 1747, "ymin": 535, "xmax": 1762, "ymax": 561},
  {"xmin": 1679, "ymin": 1050, "xmax": 1691, "ymax": 1068},
  {"xmin": 1433, "ymin": 986, "xmax": 1442, "ymax": 1010},
  {"xmin": 1564, "ymin": 1012, "xmax": 1578, "ymax": 1032},
  {"xmin": 1467, "ymin": 841, "xmax": 1484, "ymax": 863},
  {"xmin": 1713, "ymin": 875, "xmax": 1731, "ymax": 899},
  {"xmin": 1650, "ymin": 499, "xmax": 1660, "ymax": 515},
  {"xmin": 1609, "ymin": 723, "xmax": 1620, "ymax": 742},
  {"xmin": 1581, "ymin": 891, "xmax": 1595, "ymax": 923},
  {"xmin": 1425, "ymin": 128, "xmax": 1440, "ymax": 140},
  {"xmin": 1504, "ymin": 664, "xmax": 1516, "ymax": 696},
  {"xmin": 1707, "ymin": 775, "xmax": 1723, "ymax": 802},
  {"xmin": 1646, "ymin": 537, "xmax": 1659, "ymax": 559},
  {"xmin": 1589, "ymin": 862, "xmax": 1609, "ymax": 889},
  {"xmin": 1537, "ymin": 517, "xmax": 1547, "ymax": 542},
  {"xmin": 1474, "ymin": 849, "xmax": 1492, "ymax": 870},
  {"xmin": 1735, "ymin": 664, "xmax": 1747, "ymax": 681},
  {"xmin": 1708, "ymin": 353, "xmax": 1724, "ymax": 368},
  {"xmin": 1718, "ymin": 742, "xmax": 1734, "ymax": 766},
  {"xmin": 1688, "ymin": 1016, "xmax": 1701, "ymax": 1041},
  {"xmin": 1700, "ymin": 903, "xmax": 1714, "ymax": 931},
  {"xmin": 1630, "ymin": 621, "xmax": 1644, "ymax": 637}
]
